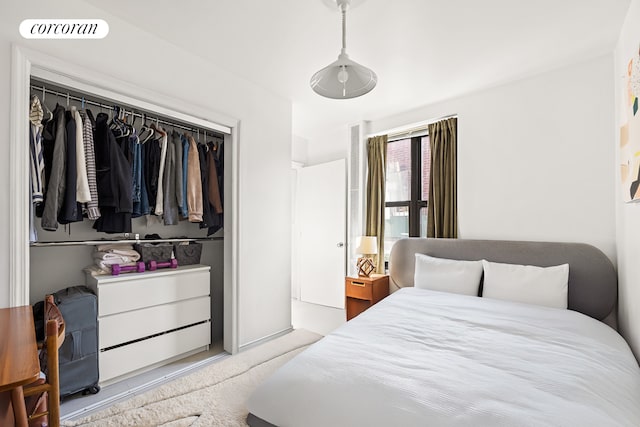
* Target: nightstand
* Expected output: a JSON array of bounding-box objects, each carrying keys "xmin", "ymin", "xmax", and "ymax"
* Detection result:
[{"xmin": 345, "ymin": 275, "xmax": 390, "ymax": 320}]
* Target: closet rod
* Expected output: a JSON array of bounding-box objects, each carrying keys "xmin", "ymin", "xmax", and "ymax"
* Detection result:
[
  {"xmin": 30, "ymin": 237, "xmax": 223, "ymax": 247},
  {"xmin": 30, "ymin": 84, "xmax": 225, "ymax": 139}
]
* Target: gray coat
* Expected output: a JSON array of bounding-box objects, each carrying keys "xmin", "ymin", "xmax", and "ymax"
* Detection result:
[
  {"xmin": 173, "ymin": 131, "xmax": 184, "ymax": 217},
  {"xmin": 41, "ymin": 105, "xmax": 67, "ymax": 231},
  {"xmin": 162, "ymin": 131, "xmax": 179, "ymax": 225}
]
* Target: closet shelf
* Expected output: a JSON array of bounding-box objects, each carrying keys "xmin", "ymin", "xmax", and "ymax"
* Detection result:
[
  {"xmin": 30, "ymin": 84, "xmax": 226, "ymax": 138},
  {"xmin": 30, "ymin": 237, "xmax": 223, "ymax": 247}
]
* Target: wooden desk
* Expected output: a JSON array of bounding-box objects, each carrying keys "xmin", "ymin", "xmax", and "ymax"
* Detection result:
[{"xmin": 0, "ymin": 306, "xmax": 40, "ymax": 427}]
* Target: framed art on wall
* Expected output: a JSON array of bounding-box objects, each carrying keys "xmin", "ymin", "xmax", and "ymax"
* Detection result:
[{"xmin": 620, "ymin": 43, "xmax": 640, "ymax": 203}]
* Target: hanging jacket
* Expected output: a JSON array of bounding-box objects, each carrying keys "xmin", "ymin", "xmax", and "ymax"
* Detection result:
[
  {"xmin": 198, "ymin": 143, "xmax": 214, "ymax": 229},
  {"xmin": 181, "ymin": 134, "xmax": 189, "ymax": 218},
  {"xmin": 39, "ymin": 116, "xmax": 55, "ymax": 211},
  {"xmin": 80, "ymin": 110, "xmax": 100, "ymax": 220},
  {"xmin": 92, "ymin": 112, "xmax": 132, "ymax": 233},
  {"xmin": 154, "ymin": 126, "xmax": 168, "ymax": 215},
  {"xmin": 162, "ymin": 131, "xmax": 178, "ymax": 225},
  {"xmin": 29, "ymin": 96, "xmax": 45, "ymax": 206},
  {"xmin": 72, "ymin": 107, "xmax": 91, "ymax": 204},
  {"xmin": 58, "ymin": 109, "xmax": 83, "ymax": 225},
  {"xmin": 208, "ymin": 143, "xmax": 222, "ymax": 214},
  {"xmin": 216, "ymin": 141, "xmax": 224, "ymax": 206},
  {"xmin": 173, "ymin": 131, "xmax": 184, "ymax": 217},
  {"xmin": 138, "ymin": 142, "xmax": 150, "ymax": 217},
  {"xmin": 131, "ymin": 131, "xmax": 144, "ymax": 218},
  {"xmin": 186, "ymin": 135, "xmax": 203, "ymax": 222},
  {"xmin": 143, "ymin": 135, "xmax": 161, "ymax": 214},
  {"xmin": 207, "ymin": 141, "xmax": 224, "ymax": 236},
  {"xmin": 40, "ymin": 105, "xmax": 67, "ymax": 231}
]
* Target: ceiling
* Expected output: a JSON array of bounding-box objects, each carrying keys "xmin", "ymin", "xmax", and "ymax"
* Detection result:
[{"xmin": 88, "ymin": 0, "xmax": 630, "ymax": 140}]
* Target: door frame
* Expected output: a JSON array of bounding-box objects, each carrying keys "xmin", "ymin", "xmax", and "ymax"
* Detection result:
[
  {"xmin": 291, "ymin": 161, "xmax": 305, "ymax": 301},
  {"xmin": 9, "ymin": 44, "xmax": 241, "ymax": 354}
]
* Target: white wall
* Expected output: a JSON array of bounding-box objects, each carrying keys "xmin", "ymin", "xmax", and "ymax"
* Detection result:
[
  {"xmin": 292, "ymin": 134, "xmax": 309, "ymax": 165},
  {"xmin": 0, "ymin": 1, "xmax": 292, "ymax": 347},
  {"xmin": 306, "ymin": 125, "xmax": 349, "ymax": 166},
  {"xmin": 615, "ymin": 0, "xmax": 640, "ymax": 358},
  {"xmin": 368, "ymin": 55, "xmax": 617, "ymax": 262}
]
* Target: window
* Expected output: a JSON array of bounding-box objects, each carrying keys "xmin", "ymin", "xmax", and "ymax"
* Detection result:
[{"xmin": 384, "ymin": 135, "xmax": 430, "ymax": 262}]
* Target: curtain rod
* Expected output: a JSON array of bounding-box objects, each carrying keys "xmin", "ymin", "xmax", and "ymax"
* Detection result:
[
  {"xmin": 31, "ymin": 84, "xmax": 225, "ymax": 139},
  {"xmin": 30, "ymin": 237, "xmax": 223, "ymax": 247},
  {"xmin": 387, "ymin": 126, "xmax": 429, "ymax": 141},
  {"xmin": 372, "ymin": 114, "xmax": 458, "ymax": 140}
]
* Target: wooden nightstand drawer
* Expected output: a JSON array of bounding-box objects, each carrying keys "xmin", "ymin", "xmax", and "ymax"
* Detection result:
[
  {"xmin": 345, "ymin": 275, "xmax": 389, "ymax": 321},
  {"xmin": 345, "ymin": 278, "xmax": 373, "ymax": 300}
]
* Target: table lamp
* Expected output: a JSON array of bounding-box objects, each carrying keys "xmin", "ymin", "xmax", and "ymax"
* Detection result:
[{"xmin": 355, "ymin": 236, "xmax": 377, "ymax": 277}]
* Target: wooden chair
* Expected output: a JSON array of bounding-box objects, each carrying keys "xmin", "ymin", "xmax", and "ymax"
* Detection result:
[{"xmin": 23, "ymin": 295, "xmax": 65, "ymax": 427}]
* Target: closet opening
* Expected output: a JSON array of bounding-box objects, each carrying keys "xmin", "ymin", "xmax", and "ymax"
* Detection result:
[{"xmin": 24, "ymin": 70, "xmax": 234, "ymax": 404}]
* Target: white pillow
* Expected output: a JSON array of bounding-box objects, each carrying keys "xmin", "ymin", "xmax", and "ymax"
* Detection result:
[
  {"xmin": 414, "ymin": 254, "xmax": 483, "ymax": 296},
  {"xmin": 481, "ymin": 260, "xmax": 569, "ymax": 309}
]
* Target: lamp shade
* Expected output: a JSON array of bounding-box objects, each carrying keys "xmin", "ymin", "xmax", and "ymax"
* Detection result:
[
  {"xmin": 356, "ymin": 236, "xmax": 378, "ymax": 255},
  {"xmin": 310, "ymin": 53, "xmax": 377, "ymax": 99}
]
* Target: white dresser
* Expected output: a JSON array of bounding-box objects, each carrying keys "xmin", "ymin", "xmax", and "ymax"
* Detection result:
[{"xmin": 85, "ymin": 264, "xmax": 211, "ymax": 384}]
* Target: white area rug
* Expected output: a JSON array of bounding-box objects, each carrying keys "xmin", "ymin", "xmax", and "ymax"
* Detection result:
[{"xmin": 62, "ymin": 329, "xmax": 322, "ymax": 427}]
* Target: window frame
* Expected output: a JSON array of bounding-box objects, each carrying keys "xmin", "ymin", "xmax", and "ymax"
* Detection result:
[{"xmin": 385, "ymin": 135, "xmax": 428, "ymax": 238}]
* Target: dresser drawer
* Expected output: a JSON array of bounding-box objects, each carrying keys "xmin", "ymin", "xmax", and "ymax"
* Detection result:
[
  {"xmin": 99, "ymin": 321, "xmax": 210, "ymax": 383},
  {"xmin": 345, "ymin": 278, "xmax": 373, "ymax": 300},
  {"xmin": 99, "ymin": 296, "xmax": 211, "ymax": 349},
  {"xmin": 86, "ymin": 265, "xmax": 210, "ymax": 316}
]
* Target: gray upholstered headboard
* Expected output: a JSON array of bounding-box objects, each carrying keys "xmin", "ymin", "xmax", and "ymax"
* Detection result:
[{"xmin": 389, "ymin": 238, "xmax": 617, "ymax": 326}]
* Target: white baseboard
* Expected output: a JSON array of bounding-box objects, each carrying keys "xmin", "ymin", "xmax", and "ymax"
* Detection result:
[{"xmin": 239, "ymin": 327, "xmax": 294, "ymax": 352}]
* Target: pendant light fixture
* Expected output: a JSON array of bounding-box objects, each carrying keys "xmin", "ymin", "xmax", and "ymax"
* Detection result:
[{"xmin": 310, "ymin": 0, "xmax": 377, "ymax": 99}]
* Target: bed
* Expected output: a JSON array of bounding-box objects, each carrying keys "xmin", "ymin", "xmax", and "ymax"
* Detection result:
[{"xmin": 246, "ymin": 238, "xmax": 640, "ymax": 426}]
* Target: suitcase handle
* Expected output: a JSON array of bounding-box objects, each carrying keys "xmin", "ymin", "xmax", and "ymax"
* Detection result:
[{"xmin": 71, "ymin": 330, "xmax": 83, "ymax": 361}]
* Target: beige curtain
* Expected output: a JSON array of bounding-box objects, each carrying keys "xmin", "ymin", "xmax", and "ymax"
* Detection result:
[
  {"xmin": 427, "ymin": 118, "xmax": 458, "ymax": 238},
  {"xmin": 365, "ymin": 135, "xmax": 387, "ymax": 273}
]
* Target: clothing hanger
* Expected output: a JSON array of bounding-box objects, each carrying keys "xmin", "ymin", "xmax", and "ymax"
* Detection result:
[
  {"xmin": 110, "ymin": 106, "xmax": 131, "ymax": 137},
  {"xmin": 139, "ymin": 114, "xmax": 155, "ymax": 143},
  {"xmin": 41, "ymin": 87, "xmax": 53, "ymax": 121},
  {"xmin": 122, "ymin": 109, "xmax": 131, "ymax": 137},
  {"xmin": 206, "ymin": 132, "xmax": 220, "ymax": 152},
  {"xmin": 109, "ymin": 106, "xmax": 121, "ymax": 136},
  {"xmin": 150, "ymin": 118, "xmax": 166, "ymax": 137},
  {"xmin": 124, "ymin": 110, "xmax": 136, "ymax": 140},
  {"xmin": 130, "ymin": 112, "xmax": 142, "ymax": 142},
  {"xmin": 127, "ymin": 110, "xmax": 140, "ymax": 144}
]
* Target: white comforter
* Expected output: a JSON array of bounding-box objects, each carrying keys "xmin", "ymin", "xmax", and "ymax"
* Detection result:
[{"xmin": 248, "ymin": 288, "xmax": 640, "ymax": 427}]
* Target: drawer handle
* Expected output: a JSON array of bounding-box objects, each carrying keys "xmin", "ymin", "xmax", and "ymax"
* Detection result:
[{"xmin": 351, "ymin": 281, "xmax": 366, "ymax": 287}]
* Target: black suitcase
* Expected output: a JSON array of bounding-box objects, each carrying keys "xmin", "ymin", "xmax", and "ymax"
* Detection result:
[{"xmin": 52, "ymin": 286, "xmax": 101, "ymax": 398}]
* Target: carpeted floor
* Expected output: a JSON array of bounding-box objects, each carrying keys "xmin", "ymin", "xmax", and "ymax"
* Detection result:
[{"xmin": 62, "ymin": 329, "xmax": 322, "ymax": 427}]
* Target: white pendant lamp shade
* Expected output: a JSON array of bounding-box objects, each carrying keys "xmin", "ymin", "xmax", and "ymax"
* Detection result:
[
  {"xmin": 311, "ymin": 0, "xmax": 377, "ymax": 99},
  {"xmin": 310, "ymin": 53, "xmax": 377, "ymax": 99}
]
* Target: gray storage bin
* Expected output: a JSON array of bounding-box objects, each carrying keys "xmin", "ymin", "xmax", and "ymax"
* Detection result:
[
  {"xmin": 174, "ymin": 241, "xmax": 202, "ymax": 265},
  {"xmin": 134, "ymin": 242, "xmax": 173, "ymax": 263}
]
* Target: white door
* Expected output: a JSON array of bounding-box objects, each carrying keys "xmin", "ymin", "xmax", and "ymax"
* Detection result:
[{"xmin": 295, "ymin": 159, "xmax": 346, "ymax": 308}]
